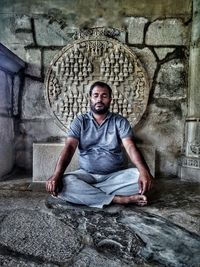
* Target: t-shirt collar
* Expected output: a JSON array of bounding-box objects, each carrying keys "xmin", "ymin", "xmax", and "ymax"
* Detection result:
[{"xmin": 88, "ymin": 111, "xmax": 112, "ymax": 121}]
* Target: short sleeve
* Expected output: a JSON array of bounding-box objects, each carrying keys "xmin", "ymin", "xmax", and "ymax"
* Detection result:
[
  {"xmin": 67, "ymin": 116, "xmax": 82, "ymax": 140},
  {"xmin": 116, "ymin": 116, "xmax": 133, "ymax": 139}
]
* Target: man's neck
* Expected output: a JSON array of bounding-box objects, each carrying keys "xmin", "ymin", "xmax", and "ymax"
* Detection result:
[{"xmin": 92, "ymin": 112, "xmax": 109, "ymax": 125}]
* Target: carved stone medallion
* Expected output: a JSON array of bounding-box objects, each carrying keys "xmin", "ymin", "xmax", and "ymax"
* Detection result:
[{"xmin": 45, "ymin": 28, "xmax": 150, "ymax": 132}]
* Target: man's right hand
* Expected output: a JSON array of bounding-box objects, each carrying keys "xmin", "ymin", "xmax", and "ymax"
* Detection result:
[
  {"xmin": 46, "ymin": 176, "xmax": 61, "ymax": 196},
  {"xmin": 45, "ymin": 137, "xmax": 78, "ymax": 196}
]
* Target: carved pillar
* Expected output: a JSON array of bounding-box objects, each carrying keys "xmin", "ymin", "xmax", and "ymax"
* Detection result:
[{"xmin": 179, "ymin": 0, "xmax": 200, "ymax": 181}]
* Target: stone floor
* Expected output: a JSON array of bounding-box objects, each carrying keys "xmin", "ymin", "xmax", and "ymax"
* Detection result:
[{"xmin": 0, "ymin": 173, "xmax": 199, "ymax": 267}]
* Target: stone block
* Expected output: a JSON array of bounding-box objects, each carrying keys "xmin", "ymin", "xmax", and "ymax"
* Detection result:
[
  {"xmin": 0, "ymin": 14, "xmax": 33, "ymax": 46},
  {"xmin": 25, "ymin": 48, "xmax": 41, "ymax": 77},
  {"xmin": 146, "ymin": 19, "xmax": 189, "ymax": 46},
  {"xmin": 179, "ymin": 156, "xmax": 200, "ymax": 182},
  {"xmin": 154, "ymin": 47, "xmax": 175, "ymax": 60},
  {"xmin": 33, "ymin": 143, "xmax": 79, "ymax": 182},
  {"xmin": 32, "ymin": 142, "xmax": 155, "ymax": 182},
  {"xmin": 125, "ymin": 17, "xmax": 148, "ymax": 44},
  {"xmin": 154, "ymin": 59, "xmax": 187, "ymax": 100},
  {"xmin": 22, "ymin": 78, "xmax": 50, "ymax": 120},
  {"xmin": 34, "ymin": 17, "xmax": 72, "ymax": 46},
  {"xmin": 131, "ymin": 47, "xmax": 157, "ymax": 88},
  {"xmin": 14, "ymin": 15, "xmax": 32, "ymax": 31}
]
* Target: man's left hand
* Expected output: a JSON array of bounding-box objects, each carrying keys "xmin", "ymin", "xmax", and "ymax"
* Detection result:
[{"xmin": 138, "ymin": 171, "xmax": 154, "ymax": 195}]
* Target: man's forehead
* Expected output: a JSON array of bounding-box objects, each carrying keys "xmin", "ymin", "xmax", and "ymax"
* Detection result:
[{"xmin": 91, "ymin": 86, "xmax": 109, "ymax": 94}]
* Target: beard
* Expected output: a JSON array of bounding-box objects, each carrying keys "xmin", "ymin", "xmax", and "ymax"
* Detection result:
[{"xmin": 90, "ymin": 101, "xmax": 110, "ymax": 114}]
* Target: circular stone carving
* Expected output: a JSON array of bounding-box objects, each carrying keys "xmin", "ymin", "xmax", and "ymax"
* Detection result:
[{"xmin": 45, "ymin": 35, "xmax": 150, "ymax": 132}]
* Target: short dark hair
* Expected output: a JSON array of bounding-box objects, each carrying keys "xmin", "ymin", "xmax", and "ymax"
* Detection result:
[{"xmin": 89, "ymin": 81, "xmax": 112, "ymax": 97}]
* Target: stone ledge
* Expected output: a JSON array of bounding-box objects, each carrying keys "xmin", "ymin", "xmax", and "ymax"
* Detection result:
[{"xmin": 179, "ymin": 156, "xmax": 200, "ymax": 182}]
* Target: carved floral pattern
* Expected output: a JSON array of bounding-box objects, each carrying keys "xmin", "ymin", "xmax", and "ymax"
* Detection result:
[{"xmin": 45, "ymin": 29, "xmax": 150, "ymax": 131}]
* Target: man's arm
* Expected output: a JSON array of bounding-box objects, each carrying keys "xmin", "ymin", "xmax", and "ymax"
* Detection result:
[
  {"xmin": 122, "ymin": 137, "xmax": 154, "ymax": 195},
  {"xmin": 46, "ymin": 137, "xmax": 79, "ymax": 195}
]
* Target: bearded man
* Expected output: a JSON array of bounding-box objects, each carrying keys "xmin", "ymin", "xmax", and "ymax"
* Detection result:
[{"xmin": 46, "ymin": 81, "xmax": 154, "ymax": 208}]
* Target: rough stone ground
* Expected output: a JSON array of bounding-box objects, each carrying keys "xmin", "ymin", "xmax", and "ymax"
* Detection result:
[{"xmin": 0, "ymin": 174, "xmax": 199, "ymax": 267}]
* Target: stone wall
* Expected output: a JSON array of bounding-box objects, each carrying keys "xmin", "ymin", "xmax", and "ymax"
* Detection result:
[
  {"xmin": 0, "ymin": 0, "xmax": 191, "ymax": 177},
  {"xmin": 0, "ymin": 71, "xmax": 15, "ymax": 177}
]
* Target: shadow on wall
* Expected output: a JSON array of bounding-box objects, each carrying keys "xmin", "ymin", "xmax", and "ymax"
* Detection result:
[{"xmin": 0, "ymin": 43, "xmax": 25, "ymax": 180}]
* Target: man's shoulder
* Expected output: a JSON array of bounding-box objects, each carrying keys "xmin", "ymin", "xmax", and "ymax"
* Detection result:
[{"xmin": 73, "ymin": 112, "xmax": 91, "ymax": 122}]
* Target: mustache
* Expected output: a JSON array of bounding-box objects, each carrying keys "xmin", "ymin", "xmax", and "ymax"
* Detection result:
[{"xmin": 95, "ymin": 102, "xmax": 104, "ymax": 105}]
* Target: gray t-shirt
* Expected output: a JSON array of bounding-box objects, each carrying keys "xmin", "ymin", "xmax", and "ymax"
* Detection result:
[{"xmin": 67, "ymin": 112, "xmax": 133, "ymax": 174}]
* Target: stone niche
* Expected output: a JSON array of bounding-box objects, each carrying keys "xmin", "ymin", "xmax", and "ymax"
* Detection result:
[{"xmin": 33, "ymin": 27, "xmax": 155, "ymax": 182}]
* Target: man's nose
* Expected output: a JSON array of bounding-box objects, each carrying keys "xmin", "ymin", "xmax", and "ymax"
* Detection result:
[{"xmin": 97, "ymin": 95, "xmax": 103, "ymax": 102}]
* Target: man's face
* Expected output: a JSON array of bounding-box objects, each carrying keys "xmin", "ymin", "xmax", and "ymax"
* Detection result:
[{"xmin": 90, "ymin": 86, "xmax": 112, "ymax": 114}]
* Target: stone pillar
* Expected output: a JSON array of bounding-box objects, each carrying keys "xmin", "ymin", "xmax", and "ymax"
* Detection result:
[{"xmin": 179, "ymin": 0, "xmax": 200, "ymax": 182}]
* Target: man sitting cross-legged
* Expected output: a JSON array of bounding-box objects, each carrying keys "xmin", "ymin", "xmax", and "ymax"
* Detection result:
[{"xmin": 46, "ymin": 81, "xmax": 154, "ymax": 208}]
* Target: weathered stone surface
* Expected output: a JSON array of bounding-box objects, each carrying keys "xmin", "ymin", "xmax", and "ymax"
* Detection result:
[
  {"xmin": 1, "ymin": 0, "xmax": 192, "ymax": 21},
  {"xmin": 131, "ymin": 47, "xmax": 157, "ymax": 88},
  {"xmin": 14, "ymin": 14, "xmax": 32, "ymax": 31},
  {"xmin": 0, "ymin": 14, "xmax": 33, "ymax": 46},
  {"xmin": 34, "ymin": 17, "xmax": 73, "ymax": 46},
  {"xmin": 0, "ymin": 210, "xmax": 82, "ymax": 263},
  {"xmin": 16, "ymin": 150, "xmax": 33, "ymax": 170},
  {"xmin": 15, "ymin": 119, "xmax": 65, "ymax": 170},
  {"xmin": 72, "ymin": 247, "xmax": 132, "ymax": 267},
  {"xmin": 135, "ymin": 103, "xmax": 186, "ymax": 177},
  {"xmin": 43, "ymin": 49, "xmax": 60, "ymax": 74},
  {"xmin": 22, "ymin": 78, "xmax": 50, "ymax": 120},
  {"xmin": 0, "ymin": 255, "xmax": 58, "ymax": 267},
  {"xmin": 120, "ymin": 210, "xmax": 200, "ymax": 267},
  {"xmin": 48, "ymin": 205, "xmax": 146, "ymax": 265},
  {"xmin": 154, "ymin": 47, "xmax": 175, "ymax": 60},
  {"xmin": 146, "ymin": 19, "xmax": 189, "ymax": 46},
  {"xmin": 0, "ymin": 176, "xmax": 199, "ymax": 267},
  {"xmin": 18, "ymin": 120, "xmax": 65, "ymax": 143},
  {"xmin": 4, "ymin": 43, "xmax": 27, "ymax": 62},
  {"xmin": 154, "ymin": 59, "xmax": 187, "ymax": 100},
  {"xmin": 191, "ymin": 0, "xmax": 200, "ymax": 44},
  {"xmin": 179, "ymin": 161, "xmax": 200, "ymax": 182},
  {"xmin": 125, "ymin": 17, "xmax": 148, "ymax": 44},
  {"xmin": 25, "ymin": 48, "xmax": 41, "ymax": 77},
  {"xmin": 0, "ymin": 70, "xmax": 15, "ymax": 179},
  {"xmin": 188, "ymin": 47, "xmax": 200, "ymax": 116},
  {"xmin": 0, "ymin": 118, "xmax": 15, "ymax": 179},
  {"xmin": 33, "ymin": 143, "xmax": 79, "ymax": 182},
  {"xmin": 142, "ymin": 179, "xmax": 200, "ymax": 235}
]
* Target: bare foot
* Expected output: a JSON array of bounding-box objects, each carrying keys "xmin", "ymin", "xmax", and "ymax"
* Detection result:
[{"xmin": 113, "ymin": 194, "xmax": 147, "ymax": 206}]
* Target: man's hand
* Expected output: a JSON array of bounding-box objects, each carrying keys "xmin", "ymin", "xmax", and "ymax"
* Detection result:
[
  {"xmin": 45, "ymin": 137, "xmax": 78, "ymax": 196},
  {"xmin": 138, "ymin": 171, "xmax": 154, "ymax": 195},
  {"xmin": 46, "ymin": 176, "xmax": 62, "ymax": 196}
]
